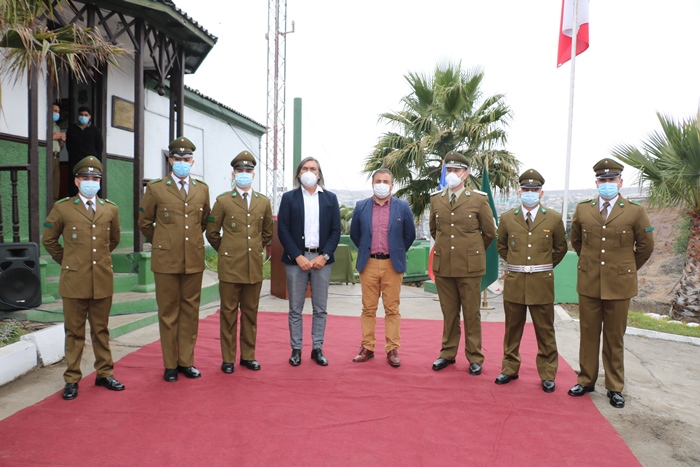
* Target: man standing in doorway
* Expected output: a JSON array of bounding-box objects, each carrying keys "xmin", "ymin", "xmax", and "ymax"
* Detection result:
[
  {"xmin": 495, "ymin": 169, "xmax": 567, "ymax": 393},
  {"xmin": 66, "ymin": 106, "xmax": 103, "ymax": 196},
  {"xmin": 429, "ymin": 152, "xmax": 496, "ymax": 375},
  {"xmin": 568, "ymin": 158, "xmax": 654, "ymax": 408},
  {"xmin": 42, "ymin": 156, "xmax": 124, "ymax": 400},
  {"xmin": 350, "ymin": 168, "xmax": 415, "ymax": 367},
  {"xmin": 138, "ymin": 137, "xmax": 211, "ymax": 382},
  {"xmin": 51, "ymin": 102, "xmax": 66, "ymax": 200},
  {"xmin": 206, "ymin": 151, "xmax": 273, "ymax": 373},
  {"xmin": 277, "ymin": 157, "xmax": 341, "ymax": 367}
]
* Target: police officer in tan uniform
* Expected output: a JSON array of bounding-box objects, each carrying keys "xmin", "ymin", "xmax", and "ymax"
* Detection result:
[
  {"xmin": 43, "ymin": 156, "xmax": 125, "ymax": 400},
  {"xmin": 138, "ymin": 137, "xmax": 211, "ymax": 382},
  {"xmin": 429, "ymin": 152, "xmax": 496, "ymax": 375},
  {"xmin": 568, "ymin": 158, "xmax": 654, "ymax": 408},
  {"xmin": 206, "ymin": 151, "xmax": 273, "ymax": 373},
  {"xmin": 495, "ymin": 169, "xmax": 567, "ymax": 392}
]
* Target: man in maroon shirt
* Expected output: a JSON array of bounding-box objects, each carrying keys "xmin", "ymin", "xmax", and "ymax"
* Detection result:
[{"xmin": 349, "ymin": 169, "xmax": 416, "ymax": 367}]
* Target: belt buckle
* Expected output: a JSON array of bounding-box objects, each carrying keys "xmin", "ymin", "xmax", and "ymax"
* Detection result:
[{"xmin": 523, "ymin": 265, "xmax": 532, "ymax": 273}]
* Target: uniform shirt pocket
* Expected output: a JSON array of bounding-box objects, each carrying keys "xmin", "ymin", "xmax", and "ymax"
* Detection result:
[
  {"xmin": 467, "ymin": 248, "xmax": 485, "ymax": 272},
  {"xmin": 157, "ymin": 206, "xmax": 175, "ymax": 224},
  {"xmin": 508, "ymin": 233, "xmax": 520, "ymax": 252},
  {"xmin": 618, "ymin": 262, "xmax": 636, "ymax": 275},
  {"xmin": 615, "ymin": 225, "xmax": 634, "ymax": 247},
  {"xmin": 538, "ymin": 232, "xmax": 553, "ymax": 252},
  {"xmin": 65, "ymin": 226, "xmax": 84, "ymax": 245}
]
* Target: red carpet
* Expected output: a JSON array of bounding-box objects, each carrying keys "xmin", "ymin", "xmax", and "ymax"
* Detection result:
[{"xmin": 0, "ymin": 312, "xmax": 639, "ymax": 466}]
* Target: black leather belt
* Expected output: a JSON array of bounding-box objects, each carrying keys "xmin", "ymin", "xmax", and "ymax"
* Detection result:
[
  {"xmin": 305, "ymin": 248, "xmax": 319, "ymax": 253},
  {"xmin": 370, "ymin": 253, "xmax": 390, "ymax": 259}
]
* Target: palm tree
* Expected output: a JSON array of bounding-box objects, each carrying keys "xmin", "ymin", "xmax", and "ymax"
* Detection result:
[
  {"xmin": 0, "ymin": 0, "xmax": 126, "ymax": 104},
  {"xmin": 612, "ymin": 112, "xmax": 700, "ymax": 322},
  {"xmin": 364, "ymin": 62, "xmax": 520, "ymax": 219}
]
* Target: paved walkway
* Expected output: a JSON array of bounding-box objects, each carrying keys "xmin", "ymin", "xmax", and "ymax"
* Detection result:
[{"xmin": 1, "ymin": 280, "xmax": 699, "ymax": 465}]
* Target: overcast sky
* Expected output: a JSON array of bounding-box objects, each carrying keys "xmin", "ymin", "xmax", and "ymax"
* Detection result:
[{"xmin": 175, "ymin": 0, "xmax": 700, "ymax": 193}]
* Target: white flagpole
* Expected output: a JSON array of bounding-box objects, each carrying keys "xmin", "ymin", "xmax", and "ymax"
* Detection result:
[{"xmin": 562, "ymin": 0, "xmax": 579, "ymax": 225}]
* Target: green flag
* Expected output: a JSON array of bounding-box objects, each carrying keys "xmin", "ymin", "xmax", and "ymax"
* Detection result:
[{"xmin": 480, "ymin": 168, "xmax": 499, "ymax": 292}]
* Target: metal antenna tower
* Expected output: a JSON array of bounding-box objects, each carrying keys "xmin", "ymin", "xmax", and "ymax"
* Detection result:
[{"xmin": 265, "ymin": 0, "xmax": 294, "ymax": 213}]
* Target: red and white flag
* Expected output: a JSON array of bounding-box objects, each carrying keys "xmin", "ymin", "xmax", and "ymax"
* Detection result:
[{"xmin": 557, "ymin": 0, "xmax": 589, "ymax": 67}]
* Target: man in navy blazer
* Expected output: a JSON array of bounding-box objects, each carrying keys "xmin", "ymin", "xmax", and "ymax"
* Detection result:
[
  {"xmin": 350, "ymin": 168, "xmax": 416, "ymax": 367},
  {"xmin": 278, "ymin": 157, "xmax": 341, "ymax": 367}
]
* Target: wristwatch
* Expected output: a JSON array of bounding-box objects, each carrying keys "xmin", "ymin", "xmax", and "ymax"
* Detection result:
[{"xmin": 322, "ymin": 253, "xmax": 330, "ymax": 261}]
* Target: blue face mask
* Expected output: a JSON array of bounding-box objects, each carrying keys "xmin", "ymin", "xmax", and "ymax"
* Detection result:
[
  {"xmin": 235, "ymin": 172, "xmax": 253, "ymax": 188},
  {"xmin": 598, "ymin": 182, "xmax": 619, "ymax": 199},
  {"xmin": 172, "ymin": 161, "xmax": 192, "ymax": 178},
  {"xmin": 520, "ymin": 191, "xmax": 540, "ymax": 208},
  {"xmin": 79, "ymin": 180, "xmax": 100, "ymax": 198},
  {"xmin": 52, "ymin": 112, "xmax": 60, "ymax": 122},
  {"xmin": 78, "ymin": 116, "xmax": 90, "ymax": 125}
]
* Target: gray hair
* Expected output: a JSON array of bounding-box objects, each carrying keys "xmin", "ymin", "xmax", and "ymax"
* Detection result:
[
  {"xmin": 372, "ymin": 168, "xmax": 394, "ymax": 183},
  {"xmin": 293, "ymin": 157, "xmax": 325, "ymax": 188}
]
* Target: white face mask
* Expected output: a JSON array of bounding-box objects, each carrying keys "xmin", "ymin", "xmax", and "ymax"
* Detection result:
[
  {"xmin": 373, "ymin": 183, "xmax": 391, "ymax": 199},
  {"xmin": 300, "ymin": 171, "xmax": 318, "ymax": 188},
  {"xmin": 446, "ymin": 172, "xmax": 463, "ymax": 189}
]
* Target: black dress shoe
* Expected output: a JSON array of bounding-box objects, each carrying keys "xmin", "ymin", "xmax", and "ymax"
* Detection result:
[
  {"xmin": 95, "ymin": 375, "xmax": 125, "ymax": 391},
  {"xmin": 495, "ymin": 373, "xmax": 518, "ymax": 385},
  {"xmin": 542, "ymin": 380, "xmax": 556, "ymax": 393},
  {"xmin": 469, "ymin": 363, "xmax": 482, "ymax": 375},
  {"xmin": 568, "ymin": 384, "xmax": 595, "ymax": 396},
  {"xmin": 289, "ymin": 349, "xmax": 302, "ymax": 366},
  {"xmin": 240, "ymin": 359, "xmax": 261, "ymax": 371},
  {"xmin": 62, "ymin": 383, "xmax": 78, "ymax": 400},
  {"xmin": 607, "ymin": 391, "xmax": 625, "ymax": 408},
  {"xmin": 311, "ymin": 348, "xmax": 328, "ymax": 366},
  {"xmin": 164, "ymin": 368, "xmax": 178, "ymax": 382},
  {"xmin": 221, "ymin": 362, "xmax": 234, "ymax": 374},
  {"xmin": 177, "ymin": 366, "xmax": 202, "ymax": 379},
  {"xmin": 432, "ymin": 357, "xmax": 456, "ymax": 371}
]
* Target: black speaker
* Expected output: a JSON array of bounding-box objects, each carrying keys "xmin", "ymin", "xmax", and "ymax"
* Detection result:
[{"xmin": 0, "ymin": 242, "xmax": 42, "ymax": 311}]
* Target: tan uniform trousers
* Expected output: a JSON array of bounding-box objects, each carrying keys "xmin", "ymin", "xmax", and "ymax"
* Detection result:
[
  {"xmin": 435, "ymin": 276, "xmax": 484, "ymax": 364},
  {"xmin": 501, "ymin": 301, "xmax": 558, "ymax": 380},
  {"xmin": 62, "ymin": 297, "xmax": 114, "ymax": 383},
  {"xmin": 359, "ymin": 258, "xmax": 403, "ymax": 353},
  {"xmin": 219, "ymin": 281, "xmax": 263, "ymax": 363},
  {"xmin": 577, "ymin": 295, "xmax": 630, "ymax": 392},
  {"xmin": 154, "ymin": 272, "xmax": 204, "ymax": 369}
]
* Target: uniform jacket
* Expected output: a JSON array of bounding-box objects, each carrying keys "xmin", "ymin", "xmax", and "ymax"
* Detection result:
[
  {"xmin": 570, "ymin": 195, "xmax": 654, "ymax": 299},
  {"xmin": 350, "ymin": 196, "xmax": 416, "ymax": 273},
  {"xmin": 42, "ymin": 196, "xmax": 120, "ymax": 299},
  {"xmin": 429, "ymin": 188, "xmax": 496, "ymax": 278},
  {"xmin": 277, "ymin": 187, "xmax": 341, "ymax": 265},
  {"xmin": 138, "ymin": 176, "xmax": 211, "ymax": 274},
  {"xmin": 206, "ymin": 189, "xmax": 274, "ymax": 284},
  {"xmin": 497, "ymin": 205, "xmax": 567, "ymax": 304}
]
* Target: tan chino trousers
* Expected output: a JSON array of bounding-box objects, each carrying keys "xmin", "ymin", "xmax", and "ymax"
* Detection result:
[{"xmin": 359, "ymin": 258, "xmax": 403, "ymax": 353}]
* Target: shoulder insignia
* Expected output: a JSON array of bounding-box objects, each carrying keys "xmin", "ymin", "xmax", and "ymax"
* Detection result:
[
  {"xmin": 138, "ymin": 206, "xmax": 145, "ymax": 212},
  {"xmin": 645, "ymin": 227, "xmax": 654, "ymax": 232},
  {"xmin": 578, "ymin": 199, "xmax": 592, "ymax": 204},
  {"xmin": 429, "ymin": 190, "xmax": 442, "ymax": 198},
  {"xmin": 514, "ymin": 208, "xmax": 521, "ymax": 215},
  {"xmin": 43, "ymin": 222, "xmax": 53, "ymax": 228},
  {"xmin": 216, "ymin": 191, "xmax": 230, "ymax": 199},
  {"xmin": 165, "ymin": 179, "xmax": 173, "ymax": 186},
  {"xmin": 207, "ymin": 216, "xmax": 216, "ymax": 222},
  {"xmin": 630, "ymin": 201, "xmax": 641, "ymax": 206},
  {"xmin": 104, "ymin": 199, "xmax": 117, "ymax": 206},
  {"xmin": 473, "ymin": 189, "xmax": 487, "ymax": 196},
  {"xmin": 194, "ymin": 178, "xmax": 208, "ymax": 186},
  {"xmin": 56, "ymin": 197, "xmax": 70, "ymax": 204},
  {"xmin": 149, "ymin": 178, "xmax": 162, "ymax": 184}
]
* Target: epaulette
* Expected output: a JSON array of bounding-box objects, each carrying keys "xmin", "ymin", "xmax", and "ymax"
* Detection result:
[
  {"xmin": 217, "ymin": 191, "xmax": 231, "ymax": 199},
  {"xmin": 578, "ymin": 199, "xmax": 592, "ymax": 204},
  {"xmin": 104, "ymin": 199, "xmax": 118, "ymax": 206},
  {"xmin": 56, "ymin": 197, "xmax": 70, "ymax": 204},
  {"xmin": 149, "ymin": 178, "xmax": 162, "ymax": 184},
  {"xmin": 193, "ymin": 178, "xmax": 208, "ymax": 186},
  {"xmin": 630, "ymin": 200, "xmax": 641, "ymax": 206},
  {"xmin": 473, "ymin": 189, "xmax": 487, "ymax": 196}
]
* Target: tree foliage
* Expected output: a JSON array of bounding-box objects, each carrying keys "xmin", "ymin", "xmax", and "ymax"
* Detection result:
[{"xmin": 364, "ymin": 62, "xmax": 520, "ymax": 219}]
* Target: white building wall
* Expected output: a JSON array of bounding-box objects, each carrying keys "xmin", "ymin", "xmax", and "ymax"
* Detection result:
[{"xmin": 105, "ymin": 59, "xmax": 136, "ymax": 158}]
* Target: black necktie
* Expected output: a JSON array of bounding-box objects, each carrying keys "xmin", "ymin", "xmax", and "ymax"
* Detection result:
[{"xmin": 526, "ymin": 211, "xmax": 532, "ymax": 230}]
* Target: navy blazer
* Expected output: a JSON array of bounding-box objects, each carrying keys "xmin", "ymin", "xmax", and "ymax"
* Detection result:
[
  {"xmin": 350, "ymin": 196, "xmax": 416, "ymax": 273},
  {"xmin": 277, "ymin": 187, "xmax": 341, "ymax": 265}
]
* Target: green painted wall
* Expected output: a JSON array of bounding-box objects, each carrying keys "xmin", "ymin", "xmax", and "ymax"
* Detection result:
[
  {"xmin": 105, "ymin": 157, "xmax": 134, "ymax": 240},
  {"xmin": 0, "ymin": 140, "xmax": 47, "ymax": 243}
]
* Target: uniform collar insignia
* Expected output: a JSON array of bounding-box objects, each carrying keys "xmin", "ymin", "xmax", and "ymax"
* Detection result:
[
  {"xmin": 73, "ymin": 198, "xmax": 80, "ymax": 204},
  {"xmin": 166, "ymin": 179, "xmax": 172, "ymax": 185},
  {"xmin": 540, "ymin": 207, "xmax": 547, "ymax": 213},
  {"xmin": 514, "ymin": 208, "xmax": 521, "ymax": 215},
  {"xmin": 232, "ymin": 191, "xmax": 238, "ymax": 197}
]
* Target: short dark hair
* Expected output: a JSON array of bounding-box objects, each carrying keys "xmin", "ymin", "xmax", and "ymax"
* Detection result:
[
  {"xmin": 294, "ymin": 157, "xmax": 325, "ymax": 188},
  {"xmin": 78, "ymin": 106, "xmax": 91, "ymax": 115},
  {"xmin": 372, "ymin": 168, "xmax": 393, "ymax": 183}
]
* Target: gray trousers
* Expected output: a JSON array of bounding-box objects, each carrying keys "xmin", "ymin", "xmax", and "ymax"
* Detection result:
[{"xmin": 286, "ymin": 252, "xmax": 331, "ymax": 350}]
